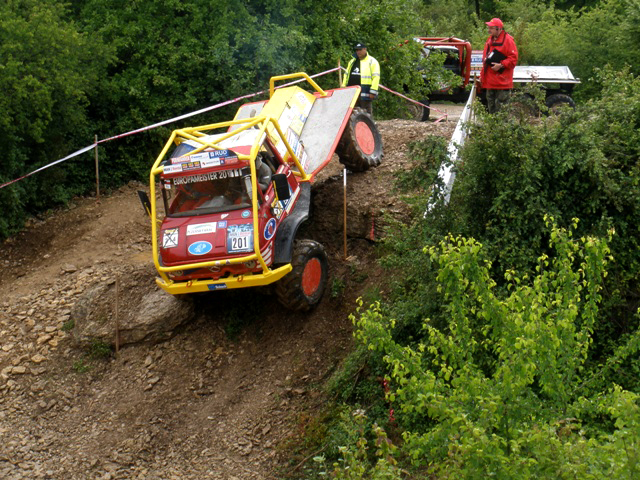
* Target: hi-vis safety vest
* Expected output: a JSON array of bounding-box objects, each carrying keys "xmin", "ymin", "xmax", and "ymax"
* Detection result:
[{"xmin": 342, "ymin": 54, "xmax": 380, "ymax": 97}]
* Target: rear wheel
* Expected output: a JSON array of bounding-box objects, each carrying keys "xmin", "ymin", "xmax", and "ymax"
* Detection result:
[
  {"xmin": 406, "ymin": 98, "xmax": 430, "ymax": 121},
  {"xmin": 545, "ymin": 93, "xmax": 575, "ymax": 113},
  {"xmin": 336, "ymin": 108, "xmax": 383, "ymax": 172},
  {"xmin": 276, "ymin": 240, "xmax": 328, "ymax": 311}
]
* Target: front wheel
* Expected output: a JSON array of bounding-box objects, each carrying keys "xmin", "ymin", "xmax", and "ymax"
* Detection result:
[
  {"xmin": 336, "ymin": 108, "xmax": 383, "ymax": 172},
  {"xmin": 419, "ymin": 98, "xmax": 430, "ymax": 121},
  {"xmin": 276, "ymin": 240, "xmax": 328, "ymax": 311},
  {"xmin": 507, "ymin": 92, "xmax": 539, "ymax": 117}
]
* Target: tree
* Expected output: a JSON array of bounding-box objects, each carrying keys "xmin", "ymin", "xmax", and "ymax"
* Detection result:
[{"xmin": 0, "ymin": 0, "xmax": 111, "ymax": 236}]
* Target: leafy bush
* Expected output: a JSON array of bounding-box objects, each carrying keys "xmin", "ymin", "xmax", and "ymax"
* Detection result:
[
  {"xmin": 0, "ymin": 0, "xmax": 111, "ymax": 237},
  {"xmin": 452, "ymin": 67, "xmax": 640, "ymax": 373},
  {"xmin": 347, "ymin": 221, "xmax": 640, "ymax": 478}
]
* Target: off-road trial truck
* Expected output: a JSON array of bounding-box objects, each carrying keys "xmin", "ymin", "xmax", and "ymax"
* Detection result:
[{"xmin": 141, "ymin": 73, "xmax": 383, "ymax": 311}]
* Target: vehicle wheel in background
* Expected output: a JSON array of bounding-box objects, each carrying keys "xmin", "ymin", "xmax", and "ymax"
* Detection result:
[
  {"xmin": 507, "ymin": 93, "xmax": 539, "ymax": 117},
  {"xmin": 406, "ymin": 98, "xmax": 430, "ymax": 121},
  {"xmin": 545, "ymin": 94, "xmax": 576, "ymax": 114}
]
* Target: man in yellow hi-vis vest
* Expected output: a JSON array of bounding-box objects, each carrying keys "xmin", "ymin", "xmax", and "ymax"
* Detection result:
[{"xmin": 342, "ymin": 42, "xmax": 380, "ymax": 116}]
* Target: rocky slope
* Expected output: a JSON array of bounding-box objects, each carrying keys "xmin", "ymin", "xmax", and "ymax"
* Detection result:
[{"xmin": 0, "ymin": 118, "xmax": 456, "ymax": 479}]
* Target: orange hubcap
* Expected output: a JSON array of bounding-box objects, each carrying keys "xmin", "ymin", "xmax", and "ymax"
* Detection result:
[
  {"xmin": 302, "ymin": 258, "xmax": 322, "ymax": 297},
  {"xmin": 355, "ymin": 121, "xmax": 375, "ymax": 155}
]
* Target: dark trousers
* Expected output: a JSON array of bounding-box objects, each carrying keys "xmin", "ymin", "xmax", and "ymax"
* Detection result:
[
  {"xmin": 357, "ymin": 97, "xmax": 373, "ymax": 117},
  {"xmin": 486, "ymin": 89, "xmax": 511, "ymax": 113}
]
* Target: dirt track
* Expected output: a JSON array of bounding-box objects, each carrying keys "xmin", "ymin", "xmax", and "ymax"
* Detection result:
[{"xmin": 0, "ymin": 118, "xmax": 455, "ymax": 479}]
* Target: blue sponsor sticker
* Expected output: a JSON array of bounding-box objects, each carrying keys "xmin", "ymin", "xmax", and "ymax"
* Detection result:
[
  {"xmin": 209, "ymin": 149, "xmax": 230, "ymax": 158},
  {"xmin": 218, "ymin": 221, "xmax": 227, "ymax": 228},
  {"xmin": 188, "ymin": 241, "xmax": 213, "ymax": 255},
  {"xmin": 242, "ymin": 210, "xmax": 251, "ymax": 218},
  {"xmin": 208, "ymin": 284, "xmax": 228, "ymax": 291},
  {"xmin": 264, "ymin": 218, "xmax": 277, "ymax": 241}
]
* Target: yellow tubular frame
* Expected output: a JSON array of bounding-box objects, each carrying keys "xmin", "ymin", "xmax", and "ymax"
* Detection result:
[
  {"xmin": 149, "ymin": 114, "xmax": 308, "ymax": 295},
  {"xmin": 269, "ymin": 72, "xmax": 327, "ymax": 98}
]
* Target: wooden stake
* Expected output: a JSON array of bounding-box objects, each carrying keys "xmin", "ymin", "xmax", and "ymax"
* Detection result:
[
  {"xmin": 115, "ymin": 275, "xmax": 120, "ymax": 357},
  {"xmin": 343, "ymin": 168, "xmax": 347, "ymax": 260},
  {"xmin": 94, "ymin": 134, "xmax": 100, "ymax": 201}
]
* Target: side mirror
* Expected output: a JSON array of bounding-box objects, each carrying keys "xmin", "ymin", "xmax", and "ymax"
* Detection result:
[
  {"xmin": 272, "ymin": 173, "xmax": 290, "ymax": 200},
  {"xmin": 137, "ymin": 191, "xmax": 152, "ymax": 218}
]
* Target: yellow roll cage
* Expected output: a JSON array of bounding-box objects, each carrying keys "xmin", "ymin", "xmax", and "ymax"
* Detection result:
[{"xmin": 149, "ymin": 73, "xmax": 327, "ymax": 295}]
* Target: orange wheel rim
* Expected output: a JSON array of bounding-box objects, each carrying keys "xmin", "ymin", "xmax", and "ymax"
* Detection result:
[
  {"xmin": 302, "ymin": 258, "xmax": 322, "ymax": 297},
  {"xmin": 355, "ymin": 122, "xmax": 375, "ymax": 155}
]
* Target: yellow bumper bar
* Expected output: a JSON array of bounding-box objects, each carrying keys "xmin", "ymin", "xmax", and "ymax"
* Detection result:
[{"xmin": 155, "ymin": 264, "xmax": 293, "ymax": 295}]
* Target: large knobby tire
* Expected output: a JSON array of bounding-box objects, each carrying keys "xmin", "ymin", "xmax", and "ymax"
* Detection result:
[
  {"xmin": 406, "ymin": 98, "xmax": 430, "ymax": 121},
  {"xmin": 276, "ymin": 240, "xmax": 328, "ymax": 311},
  {"xmin": 336, "ymin": 108, "xmax": 383, "ymax": 172},
  {"xmin": 545, "ymin": 93, "xmax": 575, "ymax": 114},
  {"xmin": 418, "ymin": 98, "xmax": 430, "ymax": 121}
]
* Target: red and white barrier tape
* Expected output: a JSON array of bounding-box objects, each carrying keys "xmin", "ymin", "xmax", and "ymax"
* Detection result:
[
  {"xmin": 97, "ymin": 67, "xmax": 341, "ymax": 144},
  {"xmin": 338, "ymin": 65, "xmax": 448, "ymax": 122},
  {"xmin": 0, "ymin": 67, "xmax": 340, "ymax": 190},
  {"xmin": 1, "ymin": 66, "xmax": 446, "ymax": 190},
  {"xmin": 0, "ymin": 144, "xmax": 97, "ymax": 190},
  {"xmin": 378, "ymin": 85, "xmax": 448, "ymax": 123}
]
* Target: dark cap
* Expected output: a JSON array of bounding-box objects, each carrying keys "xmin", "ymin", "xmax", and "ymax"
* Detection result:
[{"xmin": 354, "ymin": 42, "xmax": 367, "ymax": 50}]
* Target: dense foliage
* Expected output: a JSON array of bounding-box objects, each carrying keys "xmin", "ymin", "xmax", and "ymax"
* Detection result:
[
  {"xmin": 0, "ymin": 0, "xmax": 432, "ymax": 238},
  {"xmin": 316, "ymin": 66, "xmax": 640, "ymax": 478},
  {"xmin": 0, "ymin": 0, "xmax": 111, "ymax": 235},
  {"xmin": 455, "ymin": 68, "xmax": 640, "ymax": 366}
]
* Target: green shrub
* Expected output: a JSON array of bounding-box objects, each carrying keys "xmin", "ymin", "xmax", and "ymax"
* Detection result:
[{"xmin": 345, "ymin": 220, "xmax": 640, "ymax": 478}]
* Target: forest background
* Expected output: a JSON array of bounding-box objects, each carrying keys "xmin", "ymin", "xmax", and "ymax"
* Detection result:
[
  {"xmin": 1, "ymin": 0, "xmax": 637, "ymax": 237},
  {"xmin": 2, "ymin": 0, "xmax": 640, "ymax": 477}
]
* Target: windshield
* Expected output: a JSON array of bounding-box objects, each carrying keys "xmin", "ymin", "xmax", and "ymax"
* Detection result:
[{"xmin": 162, "ymin": 169, "xmax": 251, "ymax": 217}]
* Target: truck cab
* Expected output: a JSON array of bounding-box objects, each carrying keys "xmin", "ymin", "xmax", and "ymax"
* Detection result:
[{"xmin": 157, "ymin": 138, "xmax": 297, "ymax": 288}]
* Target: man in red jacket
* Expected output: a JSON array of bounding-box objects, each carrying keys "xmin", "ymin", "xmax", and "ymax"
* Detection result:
[{"xmin": 480, "ymin": 18, "xmax": 518, "ymax": 113}]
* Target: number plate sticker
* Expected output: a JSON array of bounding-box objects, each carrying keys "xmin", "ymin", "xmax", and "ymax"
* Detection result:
[{"xmin": 226, "ymin": 223, "xmax": 254, "ymax": 253}]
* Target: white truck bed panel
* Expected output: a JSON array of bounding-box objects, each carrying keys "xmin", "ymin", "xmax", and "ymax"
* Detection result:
[{"xmin": 513, "ymin": 66, "xmax": 580, "ymax": 84}]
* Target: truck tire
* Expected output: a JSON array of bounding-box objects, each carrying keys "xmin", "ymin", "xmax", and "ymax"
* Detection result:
[
  {"xmin": 419, "ymin": 98, "xmax": 430, "ymax": 121},
  {"xmin": 336, "ymin": 108, "xmax": 383, "ymax": 172},
  {"xmin": 407, "ymin": 98, "xmax": 430, "ymax": 121},
  {"xmin": 545, "ymin": 94, "xmax": 575, "ymax": 113},
  {"xmin": 276, "ymin": 240, "xmax": 328, "ymax": 311}
]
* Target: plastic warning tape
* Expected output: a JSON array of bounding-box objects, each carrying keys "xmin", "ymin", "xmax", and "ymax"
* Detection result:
[
  {"xmin": 337, "ymin": 65, "xmax": 448, "ymax": 122},
  {"xmin": 0, "ymin": 67, "xmax": 340, "ymax": 191},
  {"xmin": 0, "ymin": 144, "xmax": 97, "ymax": 190},
  {"xmin": 377, "ymin": 84, "xmax": 448, "ymax": 123}
]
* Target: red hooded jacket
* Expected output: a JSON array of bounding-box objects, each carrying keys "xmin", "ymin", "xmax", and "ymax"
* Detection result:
[{"xmin": 480, "ymin": 30, "xmax": 518, "ymax": 90}]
